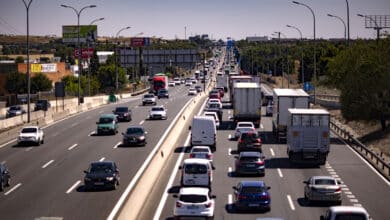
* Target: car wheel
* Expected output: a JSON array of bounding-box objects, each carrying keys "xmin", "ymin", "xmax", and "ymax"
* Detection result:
[
  {"xmin": 41, "ymin": 138, "xmax": 44, "ymax": 144},
  {"xmin": 207, "ymin": 217, "xmax": 214, "ymax": 220},
  {"xmin": 37, "ymin": 140, "xmax": 40, "ymax": 146}
]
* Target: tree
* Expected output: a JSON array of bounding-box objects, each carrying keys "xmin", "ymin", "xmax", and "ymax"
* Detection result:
[
  {"xmin": 31, "ymin": 73, "xmax": 52, "ymax": 93},
  {"xmin": 97, "ymin": 63, "xmax": 128, "ymax": 91},
  {"xmin": 61, "ymin": 75, "xmax": 79, "ymax": 96},
  {"xmin": 6, "ymin": 72, "xmax": 26, "ymax": 94},
  {"xmin": 15, "ymin": 56, "xmax": 24, "ymax": 64}
]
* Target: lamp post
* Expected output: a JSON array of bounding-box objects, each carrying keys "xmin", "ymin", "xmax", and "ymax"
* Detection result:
[
  {"xmin": 115, "ymin": 26, "xmax": 131, "ymax": 91},
  {"xmin": 327, "ymin": 13, "xmax": 347, "ymax": 44},
  {"xmin": 87, "ymin": 17, "xmax": 104, "ymax": 96},
  {"xmin": 286, "ymin": 24, "xmax": 304, "ymax": 84},
  {"xmin": 22, "ymin": 0, "xmax": 33, "ymax": 123},
  {"xmin": 357, "ymin": 14, "xmax": 381, "ymax": 43},
  {"xmin": 61, "ymin": 4, "xmax": 96, "ymax": 105},
  {"xmin": 346, "ymin": 0, "xmax": 350, "ymax": 45}
]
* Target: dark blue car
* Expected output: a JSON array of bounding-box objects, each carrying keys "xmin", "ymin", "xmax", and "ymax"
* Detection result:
[{"xmin": 233, "ymin": 181, "xmax": 271, "ymax": 212}]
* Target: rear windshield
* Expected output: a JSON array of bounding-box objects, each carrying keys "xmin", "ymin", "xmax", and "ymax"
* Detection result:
[
  {"xmin": 179, "ymin": 195, "xmax": 207, "ymax": 203},
  {"xmin": 99, "ymin": 117, "xmax": 114, "ymax": 123},
  {"xmin": 10, "ymin": 106, "xmax": 21, "ymax": 111},
  {"xmin": 126, "ymin": 127, "xmax": 144, "ymax": 135},
  {"xmin": 241, "ymin": 186, "xmax": 266, "ymax": 194},
  {"xmin": 239, "ymin": 123, "xmax": 253, "ymax": 127},
  {"xmin": 335, "ymin": 214, "xmax": 367, "ymax": 220},
  {"xmin": 152, "ymin": 107, "xmax": 164, "ymax": 111},
  {"xmin": 240, "ymin": 156, "xmax": 259, "ymax": 162},
  {"xmin": 144, "ymin": 94, "xmax": 154, "ymax": 98},
  {"xmin": 21, "ymin": 128, "xmax": 37, "ymax": 133},
  {"xmin": 184, "ymin": 164, "xmax": 208, "ymax": 174},
  {"xmin": 314, "ymin": 179, "xmax": 336, "ymax": 185},
  {"xmin": 192, "ymin": 148, "xmax": 209, "ymax": 153},
  {"xmin": 241, "ymin": 133, "xmax": 258, "ymax": 140},
  {"xmin": 89, "ymin": 163, "xmax": 114, "ymax": 174},
  {"xmin": 115, "ymin": 107, "xmax": 128, "ymax": 112}
]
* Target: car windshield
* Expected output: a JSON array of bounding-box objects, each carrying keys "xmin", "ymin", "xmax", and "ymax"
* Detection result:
[
  {"xmin": 240, "ymin": 156, "xmax": 259, "ymax": 162},
  {"xmin": 99, "ymin": 117, "xmax": 114, "ymax": 123},
  {"xmin": 184, "ymin": 164, "xmax": 207, "ymax": 174},
  {"xmin": 334, "ymin": 214, "xmax": 367, "ymax": 220},
  {"xmin": 89, "ymin": 163, "xmax": 114, "ymax": 174},
  {"xmin": 115, "ymin": 107, "xmax": 128, "ymax": 112},
  {"xmin": 241, "ymin": 186, "xmax": 266, "ymax": 194},
  {"xmin": 179, "ymin": 195, "xmax": 207, "ymax": 203},
  {"xmin": 159, "ymin": 90, "xmax": 167, "ymax": 94},
  {"xmin": 21, "ymin": 128, "xmax": 37, "ymax": 133},
  {"xmin": 126, "ymin": 127, "xmax": 144, "ymax": 135},
  {"xmin": 192, "ymin": 148, "xmax": 209, "ymax": 153},
  {"xmin": 314, "ymin": 179, "xmax": 336, "ymax": 185},
  {"xmin": 151, "ymin": 107, "xmax": 164, "ymax": 111},
  {"xmin": 144, "ymin": 94, "xmax": 154, "ymax": 98},
  {"xmin": 10, "ymin": 106, "xmax": 21, "ymax": 111}
]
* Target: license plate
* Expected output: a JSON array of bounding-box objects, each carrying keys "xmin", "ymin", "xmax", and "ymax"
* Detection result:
[
  {"xmin": 94, "ymin": 182, "xmax": 104, "ymax": 186},
  {"xmin": 187, "ymin": 206, "xmax": 198, "ymax": 210},
  {"xmin": 246, "ymin": 164, "xmax": 255, "ymax": 167},
  {"xmin": 248, "ymin": 203, "xmax": 259, "ymax": 207},
  {"xmin": 185, "ymin": 179, "xmax": 195, "ymax": 184}
]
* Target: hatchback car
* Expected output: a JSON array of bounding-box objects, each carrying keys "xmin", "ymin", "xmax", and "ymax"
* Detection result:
[
  {"xmin": 237, "ymin": 131, "xmax": 262, "ymax": 152},
  {"xmin": 96, "ymin": 114, "xmax": 118, "ymax": 135},
  {"xmin": 234, "ymin": 122, "xmax": 256, "ymax": 140},
  {"xmin": 185, "ymin": 81, "xmax": 192, "ymax": 86},
  {"xmin": 142, "ymin": 94, "xmax": 156, "ymax": 105},
  {"xmin": 233, "ymin": 181, "xmax": 271, "ymax": 212},
  {"xmin": 235, "ymin": 151, "xmax": 265, "ymax": 176},
  {"xmin": 303, "ymin": 176, "xmax": 342, "ymax": 205},
  {"xmin": 17, "ymin": 126, "xmax": 44, "ymax": 146},
  {"xmin": 168, "ymin": 81, "xmax": 175, "ymax": 87},
  {"xmin": 34, "ymin": 99, "xmax": 51, "ymax": 111},
  {"xmin": 173, "ymin": 187, "xmax": 215, "ymax": 220},
  {"xmin": 189, "ymin": 146, "xmax": 213, "ymax": 162},
  {"xmin": 149, "ymin": 106, "xmax": 167, "ymax": 120},
  {"xmin": 6, "ymin": 105, "xmax": 25, "ymax": 118},
  {"xmin": 83, "ymin": 161, "xmax": 120, "ymax": 190},
  {"xmin": 321, "ymin": 206, "xmax": 371, "ymax": 220},
  {"xmin": 113, "ymin": 106, "xmax": 132, "ymax": 122},
  {"xmin": 157, "ymin": 89, "xmax": 169, "ymax": 99},
  {"xmin": 122, "ymin": 126, "xmax": 147, "ymax": 146},
  {"xmin": 188, "ymin": 88, "xmax": 197, "ymax": 96},
  {"xmin": 0, "ymin": 164, "xmax": 11, "ymax": 191},
  {"xmin": 174, "ymin": 78, "xmax": 181, "ymax": 85}
]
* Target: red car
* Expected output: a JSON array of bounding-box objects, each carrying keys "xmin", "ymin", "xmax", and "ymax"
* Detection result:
[
  {"xmin": 209, "ymin": 91, "xmax": 221, "ymax": 100},
  {"xmin": 215, "ymin": 87, "xmax": 225, "ymax": 97}
]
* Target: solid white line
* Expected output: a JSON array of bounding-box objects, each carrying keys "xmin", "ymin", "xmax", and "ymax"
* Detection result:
[
  {"xmin": 287, "ymin": 195, "xmax": 295, "ymax": 211},
  {"xmin": 68, "ymin": 144, "xmax": 78, "ymax": 150},
  {"xmin": 270, "ymin": 148, "xmax": 275, "ymax": 157},
  {"xmin": 42, "ymin": 160, "xmax": 54, "ymax": 169},
  {"xmin": 66, "ymin": 180, "xmax": 81, "ymax": 194},
  {"xmin": 99, "ymin": 157, "xmax": 105, "ymax": 162},
  {"xmin": 114, "ymin": 142, "xmax": 121, "ymax": 149},
  {"xmin": 277, "ymin": 168, "xmax": 283, "ymax": 178},
  {"xmin": 71, "ymin": 122, "xmax": 78, "ymax": 127},
  {"xmin": 228, "ymin": 194, "xmax": 233, "ymax": 205},
  {"xmin": 228, "ymin": 148, "xmax": 232, "ymax": 156},
  {"xmin": 4, "ymin": 183, "xmax": 22, "ymax": 196},
  {"xmin": 0, "ymin": 139, "xmax": 18, "ymax": 149},
  {"xmin": 139, "ymin": 120, "xmax": 145, "ymax": 125}
]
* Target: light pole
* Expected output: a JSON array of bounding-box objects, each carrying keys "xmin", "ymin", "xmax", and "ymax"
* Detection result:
[
  {"xmin": 115, "ymin": 26, "xmax": 131, "ymax": 91},
  {"xmin": 357, "ymin": 14, "xmax": 381, "ymax": 43},
  {"xmin": 327, "ymin": 13, "xmax": 347, "ymax": 44},
  {"xmin": 61, "ymin": 4, "xmax": 96, "ymax": 105},
  {"xmin": 286, "ymin": 24, "xmax": 304, "ymax": 84},
  {"xmin": 87, "ymin": 17, "xmax": 104, "ymax": 96},
  {"xmin": 22, "ymin": 0, "xmax": 33, "ymax": 123},
  {"xmin": 346, "ymin": 0, "xmax": 350, "ymax": 45}
]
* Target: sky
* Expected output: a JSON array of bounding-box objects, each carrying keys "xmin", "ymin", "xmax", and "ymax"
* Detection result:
[{"xmin": 0, "ymin": 0, "xmax": 389, "ymax": 40}]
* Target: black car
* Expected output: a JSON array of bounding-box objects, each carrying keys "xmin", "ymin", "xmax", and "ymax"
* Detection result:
[
  {"xmin": 234, "ymin": 151, "xmax": 265, "ymax": 176},
  {"xmin": 0, "ymin": 164, "xmax": 11, "ymax": 191},
  {"xmin": 157, "ymin": 89, "xmax": 169, "ymax": 99},
  {"xmin": 122, "ymin": 126, "xmax": 147, "ymax": 146},
  {"xmin": 83, "ymin": 161, "xmax": 120, "ymax": 190},
  {"xmin": 113, "ymin": 106, "xmax": 132, "ymax": 122},
  {"xmin": 34, "ymin": 99, "xmax": 51, "ymax": 111}
]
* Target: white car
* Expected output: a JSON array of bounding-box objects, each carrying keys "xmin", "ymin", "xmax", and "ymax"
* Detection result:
[
  {"xmin": 173, "ymin": 187, "xmax": 215, "ymax": 220},
  {"xmin": 203, "ymin": 111, "xmax": 220, "ymax": 129},
  {"xmin": 321, "ymin": 206, "xmax": 371, "ymax": 220},
  {"xmin": 142, "ymin": 94, "xmax": 156, "ymax": 106},
  {"xmin": 234, "ymin": 121, "xmax": 255, "ymax": 139},
  {"xmin": 185, "ymin": 81, "xmax": 192, "ymax": 86},
  {"xmin": 17, "ymin": 126, "xmax": 44, "ymax": 146},
  {"xmin": 189, "ymin": 146, "xmax": 213, "ymax": 162},
  {"xmin": 174, "ymin": 78, "xmax": 181, "ymax": 85},
  {"xmin": 168, "ymin": 81, "xmax": 175, "ymax": 87},
  {"xmin": 149, "ymin": 106, "xmax": 167, "ymax": 120},
  {"xmin": 207, "ymin": 98, "xmax": 222, "ymax": 109},
  {"xmin": 188, "ymin": 88, "xmax": 197, "ymax": 96}
]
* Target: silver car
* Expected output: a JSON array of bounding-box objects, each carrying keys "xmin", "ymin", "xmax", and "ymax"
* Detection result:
[{"xmin": 303, "ymin": 176, "xmax": 342, "ymax": 205}]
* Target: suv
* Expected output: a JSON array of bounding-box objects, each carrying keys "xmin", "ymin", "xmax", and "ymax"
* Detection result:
[
  {"xmin": 157, "ymin": 89, "xmax": 169, "ymax": 99},
  {"xmin": 320, "ymin": 206, "xmax": 371, "ymax": 220},
  {"xmin": 17, "ymin": 126, "xmax": 44, "ymax": 146},
  {"xmin": 142, "ymin": 94, "xmax": 156, "ymax": 105},
  {"xmin": 83, "ymin": 161, "xmax": 120, "ymax": 190},
  {"xmin": 0, "ymin": 164, "xmax": 11, "ymax": 191},
  {"xmin": 173, "ymin": 187, "xmax": 215, "ymax": 220},
  {"xmin": 6, "ymin": 105, "xmax": 25, "ymax": 118},
  {"xmin": 237, "ymin": 131, "xmax": 262, "ymax": 152},
  {"xmin": 34, "ymin": 99, "xmax": 51, "ymax": 111},
  {"xmin": 149, "ymin": 106, "xmax": 167, "ymax": 120},
  {"xmin": 113, "ymin": 106, "xmax": 132, "ymax": 122},
  {"xmin": 96, "ymin": 114, "xmax": 118, "ymax": 135}
]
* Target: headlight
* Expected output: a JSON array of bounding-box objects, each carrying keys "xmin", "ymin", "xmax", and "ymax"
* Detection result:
[
  {"xmin": 139, "ymin": 136, "xmax": 145, "ymax": 140},
  {"xmin": 106, "ymin": 177, "xmax": 114, "ymax": 181}
]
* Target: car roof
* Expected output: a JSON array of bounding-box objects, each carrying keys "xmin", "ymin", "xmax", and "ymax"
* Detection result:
[
  {"xmin": 237, "ymin": 122, "xmax": 254, "ymax": 127},
  {"xmin": 327, "ymin": 206, "xmax": 369, "ymax": 214},
  {"xmin": 90, "ymin": 161, "xmax": 115, "ymax": 166},
  {"xmin": 240, "ymin": 180, "xmax": 266, "ymax": 187},
  {"xmin": 179, "ymin": 187, "xmax": 209, "ymax": 195},
  {"xmin": 311, "ymin": 176, "xmax": 337, "ymax": 180},
  {"xmin": 239, "ymin": 151, "xmax": 262, "ymax": 157},
  {"xmin": 151, "ymin": 105, "xmax": 165, "ymax": 109},
  {"xmin": 183, "ymin": 158, "xmax": 211, "ymax": 164}
]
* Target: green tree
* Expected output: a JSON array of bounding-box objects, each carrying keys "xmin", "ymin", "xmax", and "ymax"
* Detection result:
[
  {"xmin": 15, "ymin": 56, "xmax": 24, "ymax": 63},
  {"xmin": 61, "ymin": 75, "xmax": 79, "ymax": 96},
  {"xmin": 6, "ymin": 72, "xmax": 26, "ymax": 94},
  {"xmin": 97, "ymin": 63, "xmax": 128, "ymax": 91},
  {"xmin": 31, "ymin": 73, "xmax": 52, "ymax": 93}
]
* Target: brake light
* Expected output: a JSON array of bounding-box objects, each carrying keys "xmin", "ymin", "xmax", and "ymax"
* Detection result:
[
  {"xmin": 208, "ymin": 170, "xmax": 211, "ymax": 177},
  {"xmin": 176, "ymin": 201, "xmax": 182, "ymax": 207},
  {"xmin": 239, "ymin": 139, "xmax": 244, "ymax": 143},
  {"xmin": 256, "ymin": 161, "xmax": 265, "ymax": 165},
  {"xmin": 207, "ymin": 153, "xmax": 212, "ymax": 159},
  {"xmin": 256, "ymin": 138, "xmax": 261, "ymax": 144},
  {"xmin": 335, "ymin": 187, "xmax": 341, "ymax": 192},
  {"xmin": 205, "ymin": 202, "xmax": 212, "ymax": 208},
  {"xmin": 261, "ymin": 194, "xmax": 270, "ymax": 200}
]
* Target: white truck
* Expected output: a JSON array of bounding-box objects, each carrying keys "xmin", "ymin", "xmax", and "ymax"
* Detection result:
[
  {"xmin": 232, "ymin": 82, "xmax": 262, "ymax": 128},
  {"xmin": 286, "ymin": 109, "xmax": 330, "ymax": 165},
  {"xmin": 272, "ymin": 88, "xmax": 310, "ymax": 141}
]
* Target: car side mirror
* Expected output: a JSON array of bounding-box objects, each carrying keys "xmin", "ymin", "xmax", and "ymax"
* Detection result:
[
  {"xmin": 303, "ymin": 181, "xmax": 309, "ymax": 184},
  {"xmin": 116, "ymin": 169, "xmax": 119, "ymax": 172},
  {"xmin": 4, "ymin": 170, "xmax": 9, "ymax": 175},
  {"xmin": 178, "ymin": 166, "xmax": 182, "ymax": 170},
  {"xmin": 232, "ymin": 186, "xmax": 237, "ymax": 190},
  {"xmin": 267, "ymin": 186, "xmax": 271, "ymax": 190},
  {"xmin": 261, "ymin": 156, "xmax": 266, "ymax": 160},
  {"xmin": 121, "ymin": 132, "xmax": 125, "ymax": 135},
  {"xmin": 211, "ymin": 195, "xmax": 216, "ymax": 199},
  {"xmin": 337, "ymin": 180, "xmax": 342, "ymax": 185},
  {"xmin": 96, "ymin": 122, "xmax": 99, "ymax": 124},
  {"xmin": 112, "ymin": 110, "xmax": 115, "ymax": 113},
  {"xmin": 234, "ymin": 156, "xmax": 238, "ymax": 159},
  {"xmin": 212, "ymin": 166, "xmax": 216, "ymax": 170},
  {"xmin": 173, "ymin": 194, "xmax": 178, "ymax": 198}
]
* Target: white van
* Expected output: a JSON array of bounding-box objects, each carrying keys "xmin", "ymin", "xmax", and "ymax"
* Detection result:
[
  {"xmin": 179, "ymin": 158, "xmax": 214, "ymax": 187},
  {"xmin": 190, "ymin": 116, "xmax": 216, "ymax": 150},
  {"xmin": 203, "ymin": 111, "xmax": 220, "ymax": 129}
]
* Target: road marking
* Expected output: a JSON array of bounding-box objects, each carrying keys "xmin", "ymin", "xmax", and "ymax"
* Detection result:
[
  {"xmin": 260, "ymin": 124, "xmax": 264, "ymax": 129},
  {"xmin": 228, "ymin": 194, "xmax": 233, "ymax": 204},
  {"xmin": 332, "ymin": 174, "xmax": 339, "ymax": 178},
  {"xmin": 350, "ymin": 199, "xmax": 359, "ymax": 203},
  {"xmin": 0, "ymin": 139, "xmax": 19, "ymax": 149},
  {"xmin": 353, "ymin": 204, "xmax": 363, "ymax": 207},
  {"xmin": 4, "ymin": 183, "xmax": 22, "ymax": 196},
  {"xmin": 68, "ymin": 144, "xmax": 78, "ymax": 150},
  {"xmin": 88, "ymin": 131, "xmax": 95, "ymax": 136},
  {"xmin": 25, "ymin": 147, "xmax": 33, "ymax": 152},
  {"xmin": 228, "ymin": 110, "xmax": 231, "ymax": 114},
  {"xmin": 341, "ymin": 187, "xmax": 350, "ymax": 191},
  {"xmin": 114, "ymin": 142, "xmax": 121, "ymax": 149},
  {"xmin": 287, "ymin": 195, "xmax": 295, "ymax": 210},
  {"xmin": 277, "ymin": 168, "xmax": 283, "ymax": 178},
  {"xmin": 42, "ymin": 160, "xmax": 55, "ymax": 169},
  {"xmin": 71, "ymin": 122, "xmax": 78, "ymax": 127},
  {"xmin": 66, "ymin": 180, "xmax": 81, "ymax": 194},
  {"xmin": 228, "ymin": 148, "xmax": 232, "ymax": 155},
  {"xmin": 347, "ymin": 195, "xmax": 356, "ymax": 199},
  {"xmin": 327, "ymin": 168, "xmax": 335, "ymax": 172},
  {"xmin": 99, "ymin": 157, "xmax": 105, "ymax": 162},
  {"xmin": 329, "ymin": 171, "xmax": 337, "ymax": 175},
  {"xmin": 139, "ymin": 120, "xmax": 145, "ymax": 125},
  {"xmin": 270, "ymin": 148, "xmax": 275, "ymax": 157}
]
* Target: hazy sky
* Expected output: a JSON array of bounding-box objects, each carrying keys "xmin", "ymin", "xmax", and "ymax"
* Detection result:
[{"xmin": 1, "ymin": 0, "xmax": 389, "ymax": 40}]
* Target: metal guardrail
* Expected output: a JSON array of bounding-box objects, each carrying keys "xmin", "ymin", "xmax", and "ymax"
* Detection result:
[
  {"xmin": 316, "ymin": 94, "xmax": 340, "ymax": 102},
  {"xmin": 330, "ymin": 120, "xmax": 390, "ymax": 180}
]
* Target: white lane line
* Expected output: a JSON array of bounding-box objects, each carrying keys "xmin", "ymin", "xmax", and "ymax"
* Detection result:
[
  {"xmin": 68, "ymin": 144, "xmax": 78, "ymax": 150},
  {"xmin": 329, "ymin": 171, "xmax": 337, "ymax": 175},
  {"xmin": 66, "ymin": 180, "xmax": 81, "ymax": 194},
  {"xmin": 350, "ymin": 199, "xmax": 359, "ymax": 203},
  {"xmin": 228, "ymin": 194, "xmax": 233, "ymax": 205},
  {"xmin": 287, "ymin": 195, "xmax": 296, "ymax": 211},
  {"xmin": 347, "ymin": 195, "xmax": 356, "ymax": 199},
  {"xmin": 260, "ymin": 124, "xmax": 264, "ymax": 129},
  {"xmin": 25, "ymin": 147, "xmax": 33, "ymax": 152},
  {"xmin": 277, "ymin": 168, "xmax": 284, "ymax": 178},
  {"xmin": 228, "ymin": 110, "xmax": 231, "ymax": 114},
  {"xmin": 353, "ymin": 204, "xmax": 363, "ymax": 207},
  {"xmin": 0, "ymin": 139, "xmax": 18, "ymax": 149},
  {"xmin": 71, "ymin": 122, "xmax": 78, "ymax": 127},
  {"xmin": 327, "ymin": 168, "xmax": 335, "ymax": 172},
  {"xmin": 228, "ymin": 148, "xmax": 232, "ymax": 156},
  {"xmin": 4, "ymin": 183, "xmax": 22, "ymax": 196},
  {"xmin": 42, "ymin": 160, "xmax": 55, "ymax": 169},
  {"xmin": 270, "ymin": 148, "xmax": 275, "ymax": 157},
  {"xmin": 139, "ymin": 120, "xmax": 145, "ymax": 125},
  {"xmin": 332, "ymin": 174, "xmax": 339, "ymax": 178},
  {"xmin": 341, "ymin": 188, "xmax": 350, "ymax": 191},
  {"xmin": 99, "ymin": 157, "xmax": 105, "ymax": 162},
  {"xmin": 113, "ymin": 142, "xmax": 121, "ymax": 149},
  {"xmin": 88, "ymin": 131, "xmax": 95, "ymax": 136},
  {"xmin": 344, "ymin": 191, "xmax": 352, "ymax": 195}
]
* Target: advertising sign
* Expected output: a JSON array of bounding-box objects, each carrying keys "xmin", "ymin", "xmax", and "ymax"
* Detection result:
[
  {"xmin": 74, "ymin": 48, "xmax": 94, "ymax": 59},
  {"xmin": 62, "ymin": 25, "xmax": 97, "ymax": 43},
  {"xmin": 31, "ymin": 63, "xmax": 57, "ymax": 73},
  {"xmin": 130, "ymin": 37, "xmax": 150, "ymax": 47}
]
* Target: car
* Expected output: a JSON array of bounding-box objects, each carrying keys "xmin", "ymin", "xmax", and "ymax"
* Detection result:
[
  {"xmin": 232, "ymin": 180, "xmax": 271, "ymax": 212},
  {"xmin": 207, "ymin": 98, "xmax": 222, "ymax": 109},
  {"xmin": 266, "ymin": 102, "xmax": 273, "ymax": 116},
  {"xmin": 113, "ymin": 106, "xmax": 132, "ymax": 122},
  {"xmin": 173, "ymin": 187, "xmax": 215, "ymax": 220},
  {"xmin": 122, "ymin": 126, "xmax": 147, "ymax": 146},
  {"xmin": 191, "ymin": 78, "xmax": 197, "ymax": 84},
  {"xmin": 174, "ymin": 78, "xmax": 181, "ymax": 85},
  {"xmin": 142, "ymin": 94, "xmax": 156, "ymax": 105},
  {"xmin": 195, "ymin": 85, "xmax": 203, "ymax": 93},
  {"xmin": 203, "ymin": 111, "xmax": 220, "ymax": 129},
  {"xmin": 180, "ymin": 79, "xmax": 185, "ymax": 84},
  {"xmin": 303, "ymin": 176, "xmax": 342, "ymax": 205},
  {"xmin": 208, "ymin": 92, "xmax": 221, "ymax": 101},
  {"xmin": 34, "ymin": 99, "xmax": 51, "ymax": 111},
  {"xmin": 188, "ymin": 88, "xmax": 197, "ymax": 96},
  {"xmin": 96, "ymin": 114, "xmax": 118, "ymax": 135},
  {"xmin": 6, "ymin": 105, "xmax": 26, "ymax": 118},
  {"xmin": 234, "ymin": 151, "xmax": 265, "ymax": 176},
  {"xmin": 17, "ymin": 126, "xmax": 44, "ymax": 146},
  {"xmin": 157, "ymin": 89, "xmax": 169, "ymax": 99},
  {"xmin": 237, "ymin": 131, "xmax": 262, "ymax": 152},
  {"xmin": 0, "ymin": 164, "xmax": 11, "ymax": 191},
  {"xmin": 189, "ymin": 146, "xmax": 213, "ymax": 162},
  {"xmin": 234, "ymin": 122, "xmax": 256, "ymax": 140},
  {"xmin": 83, "ymin": 161, "xmax": 120, "ymax": 190},
  {"xmin": 168, "ymin": 81, "xmax": 175, "ymax": 87},
  {"xmin": 215, "ymin": 87, "xmax": 225, "ymax": 97},
  {"xmin": 206, "ymin": 103, "xmax": 223, "ymax": 121},
  {"xmin": 320, "ymin": 206, "xmax": 371, "ymax": 220},
  {"xmin": 179, "ymin": 158, "xmax": 214, "ymax": 187},
  {"xmin": 149, "ymin": 106, "xmax": 167, "ymax": 120},
  {"xmin": 185, "ymin": 81, "xmax": 192, "ymax": 86}
]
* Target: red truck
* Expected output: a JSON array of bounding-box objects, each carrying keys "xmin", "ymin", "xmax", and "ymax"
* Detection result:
[{"xmin": 152, "ymin": 74, "xmax": 168, "ymax": 94}]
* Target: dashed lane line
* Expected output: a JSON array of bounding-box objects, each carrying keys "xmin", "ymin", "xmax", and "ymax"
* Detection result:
[
  {"xmin": 4, "ymin": 183, "xmax": 22, "ymax": 195},
  {"xmin": 68, "ymin": 144, "xmax": 78, "ymax": 150},
  {"xmin": 42, "ymin": 160, "xmax": 55, "ymax": 169},
  {"xmin": 99, "ymin": 157, "xmax": 105, "ymax": 162},
  {"xmin": 66, "ymin": 180, "xmax": 81, "ymax": 194},
  {"xmin": 88, "ymin": 131, "xmax": 95, "ymax": 136},
  {"xmin": 277, "ymin": 168, "xmax": 283, "ymax": 178},
  {"xmin": 270, "ymin": 148, "xmax": 275, "ymax": 157},
  {"xmin": 114, "ymin": 142, "xmax": 121, "ymax": 149},
  {"xmin": 139, "ymin": 120, "xmax": 145, "ymax": 125},
  {"xmin": 287, "ymin": 195, "xmax": 296, "ymax": 211}
]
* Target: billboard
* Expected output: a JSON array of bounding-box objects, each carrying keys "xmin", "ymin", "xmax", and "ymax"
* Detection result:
[
  {"xmin": 62, "ymin": 25, "xmax": 97, "ymax": 43},
  {"xmin": 74, "ymin": 48, "xmax": 94, "ymax": 59},
  {"xmin": 130, "ymin": 37, "xmax": 150, "ymax": 47},
  {"xmin": 31, "ymin": 63, "xmax": 57, "ymax": 73}
]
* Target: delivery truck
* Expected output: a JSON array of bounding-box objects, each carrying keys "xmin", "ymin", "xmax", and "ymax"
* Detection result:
[{"xmin": 232, "ymin": 82, "xmax": 261, "ymax": 128}]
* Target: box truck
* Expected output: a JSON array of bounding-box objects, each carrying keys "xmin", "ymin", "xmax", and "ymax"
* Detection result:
[{"xmin": 232, "ymin": 82, "xmax": 262, "ymax": 128}]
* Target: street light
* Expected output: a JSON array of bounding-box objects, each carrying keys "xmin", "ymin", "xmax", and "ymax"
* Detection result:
[
  {"xmin": 61, "ymin": 4, "xmax": 96, "ymax": 105},
  {"xmin": 22, "ymin": 0, "xmax": 33, "ymax": 123},
  {"xmin": 87, "ymin": 17, "xmax": 104, "ymax": 96},
  {"xmin": 357, "ymin": 14, "xmax": 381, "ymax": 42},
  {"xmin": 286, "ymin": 24, "xmax": 304, "ymax": 84},
  {"xmin": 115, "ymin": 26, "xmax": 131, "ymax": 91},
  {"xmin": 327, "ymin": 13, "xmax": 347, "ymax": 44},
  {"xmin": 345, "ymin": 0, "xmax": 350, "ymax": 45}
]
